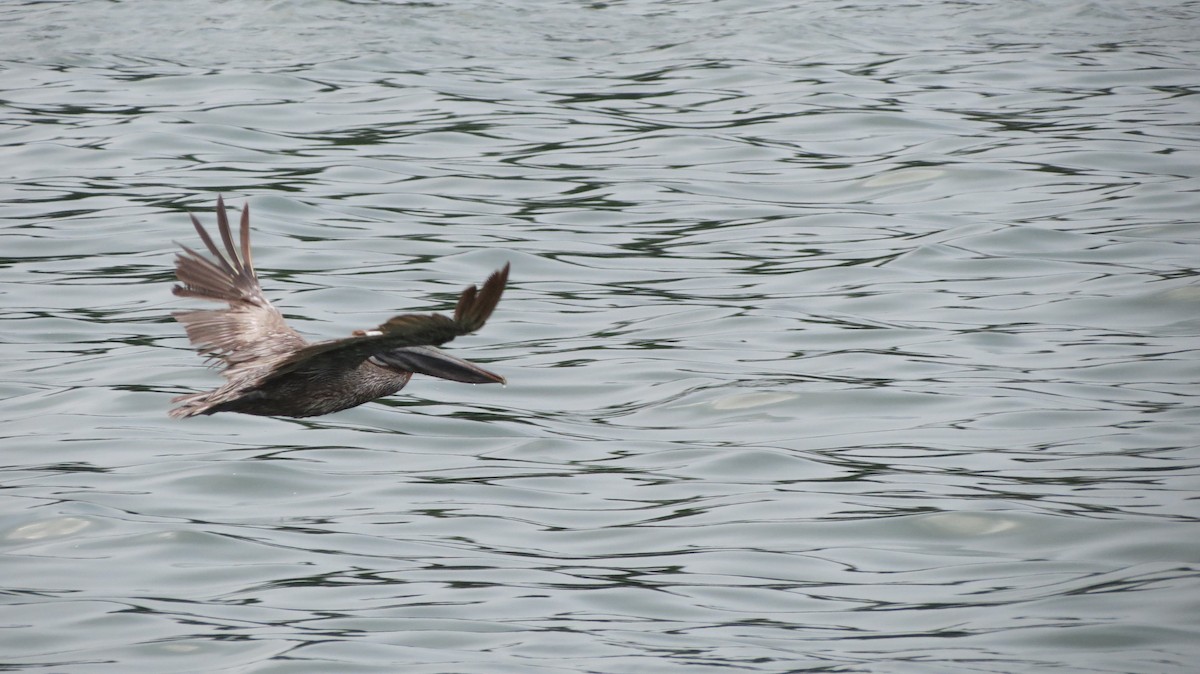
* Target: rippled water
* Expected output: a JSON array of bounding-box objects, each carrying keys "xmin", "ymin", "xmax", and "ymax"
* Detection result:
[{"xmin": 3, "ymin": 1, "xmax": 1199, "ymax": 672}]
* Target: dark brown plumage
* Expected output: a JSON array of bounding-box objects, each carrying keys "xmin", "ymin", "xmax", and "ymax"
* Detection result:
[{"xmin": 170, "ymin": 196, "xmax": 509, "ymax": 418}]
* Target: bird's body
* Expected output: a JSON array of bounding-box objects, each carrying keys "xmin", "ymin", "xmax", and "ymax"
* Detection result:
[
  {"xmin": 170, "ymin": 357, "xmax": 412, "ymax": 418},
  {"xmin": 170, "ymin": 197, "xmax": 509, "ymax": 418}
]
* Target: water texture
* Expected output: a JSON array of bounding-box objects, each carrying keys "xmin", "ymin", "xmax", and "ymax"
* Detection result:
[{"xmin": 2, "ymin": 1, "xmax": 1199, "ymax": 672}]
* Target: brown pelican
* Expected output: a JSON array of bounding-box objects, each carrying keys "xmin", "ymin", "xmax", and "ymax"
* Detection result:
[{"xmin": 170, "ymin": 197, "xmax": 508, "ymax": 418}]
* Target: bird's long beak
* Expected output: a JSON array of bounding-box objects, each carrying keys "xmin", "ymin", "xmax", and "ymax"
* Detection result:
[{"xmin": 372, "ymin": 345, "xmax": 505, "ymax": 384}]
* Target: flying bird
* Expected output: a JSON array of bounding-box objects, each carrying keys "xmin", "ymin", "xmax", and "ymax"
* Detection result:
[{"xmin": 170, "ymin": 197, "xmax": 509, "ymax": 418}]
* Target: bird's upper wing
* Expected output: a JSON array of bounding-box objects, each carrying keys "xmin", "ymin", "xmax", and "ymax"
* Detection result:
[{"xmin": 172, "ymin": 195, "xmax": 306, "ymax": 374}]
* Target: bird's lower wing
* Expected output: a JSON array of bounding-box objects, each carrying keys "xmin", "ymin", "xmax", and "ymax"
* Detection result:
[{"xmin": 234, "ymin": 263, "xmax": 510, "ymax": 391}]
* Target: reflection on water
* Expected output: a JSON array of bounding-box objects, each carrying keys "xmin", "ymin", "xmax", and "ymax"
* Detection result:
[{"xmin": 2, "ymin": 0, "xmax": 1198, "ymax": 672}]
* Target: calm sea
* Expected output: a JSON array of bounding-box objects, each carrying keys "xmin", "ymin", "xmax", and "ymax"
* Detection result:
[{"xmin": 2, "ymin": 1, "xmax": 1198, "ymax": 672}]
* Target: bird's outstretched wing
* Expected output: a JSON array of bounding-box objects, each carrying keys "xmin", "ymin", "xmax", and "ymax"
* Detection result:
[
  {"xmin": 172, "ymin": 195, "xmax": 306, "ymax": 373},
  {"xmin": 225, "ymin": 263, "xmax": 510, "ymax": 389}
]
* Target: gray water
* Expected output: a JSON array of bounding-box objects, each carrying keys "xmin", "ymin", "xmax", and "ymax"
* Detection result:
[{"xmin": 2, "ymin": 1, "xmax": 1199, "ymax": 672}]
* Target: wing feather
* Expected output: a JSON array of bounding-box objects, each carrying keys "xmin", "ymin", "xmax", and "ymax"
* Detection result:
[{"xmin": 172, "ymin": 195, "xmax": 306, "ymax": 371}]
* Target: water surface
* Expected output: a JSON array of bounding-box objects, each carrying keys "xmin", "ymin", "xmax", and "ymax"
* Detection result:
[{"xmin": 2, "ymin": 1, "xmax": 1199, "ymax": 672}]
